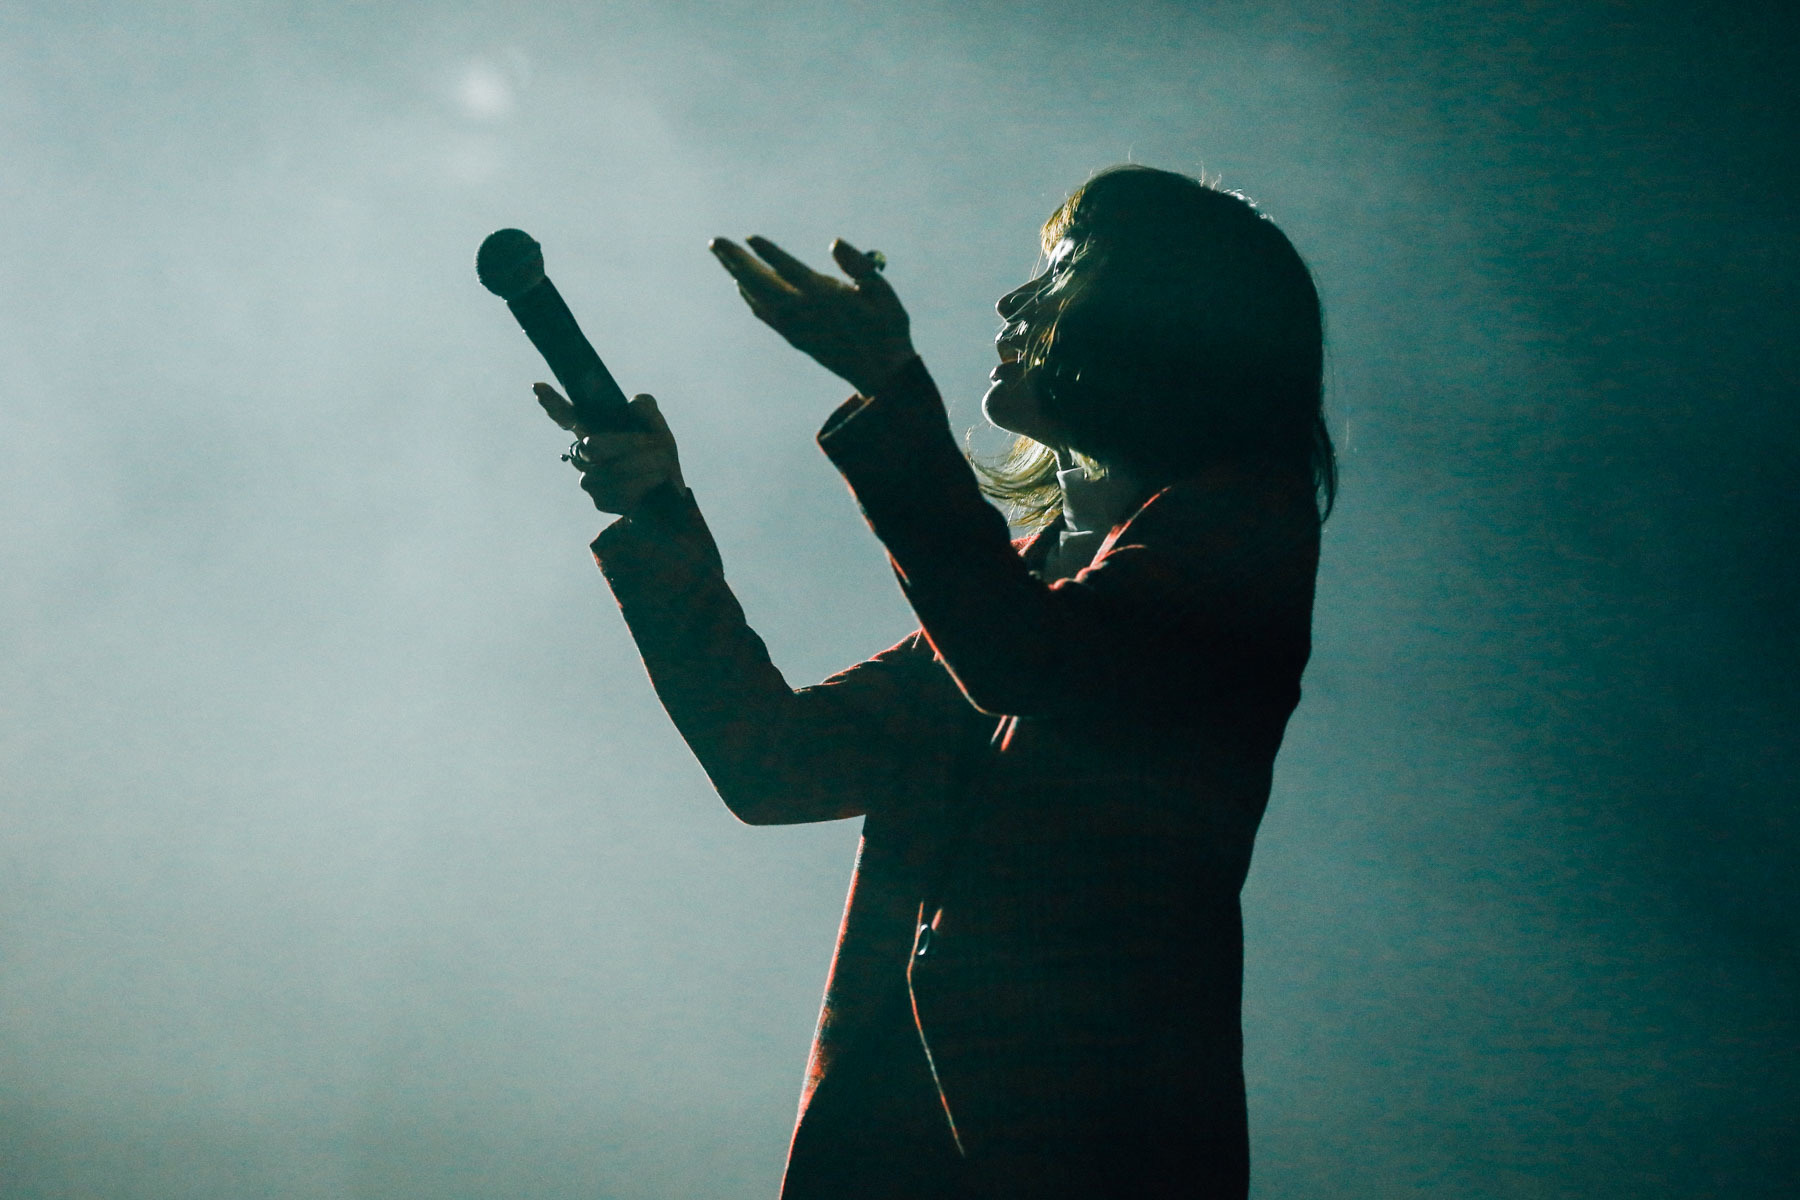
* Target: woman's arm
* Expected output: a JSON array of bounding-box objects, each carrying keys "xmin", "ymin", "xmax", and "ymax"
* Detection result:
[
  {"xmin": 535, "ymin": 382, "xmax": 990, "ymax": 826},
  {"xmin": 702, "ymin": 234, "xmax": 1318, "ymax": 725},
  {"xmin": 815, "ymin": 357, "xmax": 1321, "ymax": 723},
  {"xmin": 588, "ymin": 482, "xmax": 990, "ymax": 825}
]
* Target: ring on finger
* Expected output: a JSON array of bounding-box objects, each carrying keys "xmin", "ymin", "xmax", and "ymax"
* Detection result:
[{"xmin": 561, "ymin": 438, "xmax": 593, "ymax": 469}]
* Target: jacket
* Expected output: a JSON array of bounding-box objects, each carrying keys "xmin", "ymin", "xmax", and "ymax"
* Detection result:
[{"xmin": 589, "ymin": 356, "xmax": 1321, "ymax": 1198}]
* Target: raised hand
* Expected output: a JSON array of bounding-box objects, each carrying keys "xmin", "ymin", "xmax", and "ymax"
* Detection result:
[
  {"xmin": 536, "ymin": 382, "xmax": 685, "ymax": 517},
  {"xmin": 709, "ymin": 235, "xmax": 917, "ymax": 396}
]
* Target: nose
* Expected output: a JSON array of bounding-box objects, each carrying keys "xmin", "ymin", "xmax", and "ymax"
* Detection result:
[{"xmin": 996, "ymin": 280, "xmax": 1036, "ymax": 320}]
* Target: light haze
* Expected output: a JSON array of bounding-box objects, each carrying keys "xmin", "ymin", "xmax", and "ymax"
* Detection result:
[{"xmin": 2, "ymin": 2, "xmax": 1794, "ymax": 1197}]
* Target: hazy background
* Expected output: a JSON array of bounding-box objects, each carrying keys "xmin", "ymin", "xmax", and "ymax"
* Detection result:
[{"xmin": 2, "ymin": 1, "xmax": 1795, "ymax": 1196}]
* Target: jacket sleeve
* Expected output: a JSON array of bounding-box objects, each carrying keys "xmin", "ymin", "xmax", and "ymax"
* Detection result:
[
  {"xmin": 588, "ymin": 482, "xmax": 988, "ymax": 826},
  {"xmin": 815, "ymin": 356, "xmax": 1321, "ymax": 723}
]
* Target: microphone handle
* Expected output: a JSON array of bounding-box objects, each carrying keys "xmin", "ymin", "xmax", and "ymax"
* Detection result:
[{"xmin": 507, "ymin": 277, "xmax": 636, "ymax": 434}]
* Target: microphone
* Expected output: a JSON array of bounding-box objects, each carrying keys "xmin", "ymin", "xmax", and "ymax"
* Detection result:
[{"xmin": 477, "ymin": 228, "xmax": 635, "ymax": 434}]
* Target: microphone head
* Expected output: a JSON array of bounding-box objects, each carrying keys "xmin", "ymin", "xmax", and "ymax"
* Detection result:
[{"xmin": 476, "ymin": 228, "xmax": 545, "ymax": 300}]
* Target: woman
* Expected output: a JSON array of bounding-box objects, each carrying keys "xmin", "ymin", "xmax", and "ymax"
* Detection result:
[{"xmin": 534, "ymin": 165, "xmax": 1333, "ymax": 1199}]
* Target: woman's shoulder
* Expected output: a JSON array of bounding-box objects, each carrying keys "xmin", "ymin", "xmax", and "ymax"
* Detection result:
[
  {"xmin": 1103, "ymin": 461, "xmax": 1320, "ymax": 584},
  {"xmin": 1130, "ymin": 461, "xmax": 1317, "ymax": 532}
]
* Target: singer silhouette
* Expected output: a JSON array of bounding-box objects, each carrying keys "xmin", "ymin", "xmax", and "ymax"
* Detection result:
[{"xmin": 531, "ymin": 165, "xmax": 1335, "ymax": 1200}]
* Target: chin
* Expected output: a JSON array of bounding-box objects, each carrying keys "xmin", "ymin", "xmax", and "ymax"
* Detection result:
[
  {"xmin": 982, "ymin": 377, "xmax": 1041, "ymax": 440},
  {"xmin": 979, "ymin": 383, "xmax": 1008, "ymax": 431}
]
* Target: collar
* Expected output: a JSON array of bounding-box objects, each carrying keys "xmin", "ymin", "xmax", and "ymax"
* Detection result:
[{"xmin": 1057, "ymin": 463, "xmax": 1149, "ymax": 534}]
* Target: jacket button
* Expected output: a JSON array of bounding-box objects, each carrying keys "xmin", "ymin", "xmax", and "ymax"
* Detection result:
[{"xmin": 915, "ymin": 922, "xmax": 933, "ymax": 957}]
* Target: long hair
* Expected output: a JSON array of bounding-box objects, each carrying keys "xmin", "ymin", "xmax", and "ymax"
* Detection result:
[{"xmin": 966, "ymin": 165, "xmax": 1337, "ymax": 531}]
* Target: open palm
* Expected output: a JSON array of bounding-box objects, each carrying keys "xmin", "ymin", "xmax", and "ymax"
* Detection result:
[{"xmin": 709, "ymin": 235, "xmax": 917, "ymax": 396}]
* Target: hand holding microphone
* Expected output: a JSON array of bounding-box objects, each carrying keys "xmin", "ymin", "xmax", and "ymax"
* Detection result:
[
  {"xmin": 535, "ymin": 383, "xmax": 684, "ymax": 517},
  {"xmin": 477, "ymin": 228, "xmax": 684, "ymax": 517}
]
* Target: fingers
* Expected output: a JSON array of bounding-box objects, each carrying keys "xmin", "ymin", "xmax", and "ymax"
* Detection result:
[
  {"xmin": 736, "ymin": 282, "xmax": 779, "ymax": 327},
  {"xmin": 578, "ymin": 457, "xmax": 678, "ymax": 516},
  {"xmin": 534, "ymin": 382, "xmax": 585, "ymax": 434},
  {"xmin": 831, "ymin": 238, "xmax": 900, "ymax": 305},
  {"xmin": 629, "ymin": 393, "xmax": 671, "ymax": 437},
  {"xmin": 580, "ymin": 465, "xmax": 659, "ymax": 504},
  {"xmin": 745, "ymin": 235, "xmax": 832, "ymax": 291},
  {"xmin": 709, "ymin": 237, "xmax": 799, "ymax": 307},
  {"xmin": 830, "ymin": 238, "xmax": 877, "ymax": 279},
  {"xmin": 572, "ymin": 431, "xmax": 676, "ymax": 516},
  {"xmin": 570, "ymin": 430, "xmax": 661, "ymax": 468},
  {"xmin": 540, "ymin": 385, "xmax": 682, "ymax": 515}
]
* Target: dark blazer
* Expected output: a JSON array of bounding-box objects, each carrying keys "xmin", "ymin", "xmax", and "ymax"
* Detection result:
[{"xmin": 589, "ymin": 356, "xmax": 1320, "ymax": 1199}]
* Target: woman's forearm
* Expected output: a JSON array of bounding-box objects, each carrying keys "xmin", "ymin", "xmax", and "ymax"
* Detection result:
[{"xmin": 590, "ymin": 485, "xmax": 983, "ymax": 824}]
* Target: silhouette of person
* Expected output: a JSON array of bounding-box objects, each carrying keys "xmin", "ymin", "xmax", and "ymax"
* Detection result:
[{"xmin": 533, "ymin": 164, "xmax": 1334, "ymax": 1200}]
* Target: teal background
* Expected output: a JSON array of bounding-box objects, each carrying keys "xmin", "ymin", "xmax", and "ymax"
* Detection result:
[{"xmin": 1, "ymin": 2, "xmax": 1793, "ymax": 1195}]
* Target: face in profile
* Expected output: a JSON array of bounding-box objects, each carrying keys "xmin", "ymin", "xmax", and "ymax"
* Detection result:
[{"xmin": 984, "ymin": 236, "xmax": 1080, "ymax": 450}]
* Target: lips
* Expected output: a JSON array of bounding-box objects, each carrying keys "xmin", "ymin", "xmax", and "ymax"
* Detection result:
[{"xmin": 989, "ymin": 357, "xmax": 1023, "ymax": 382}]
